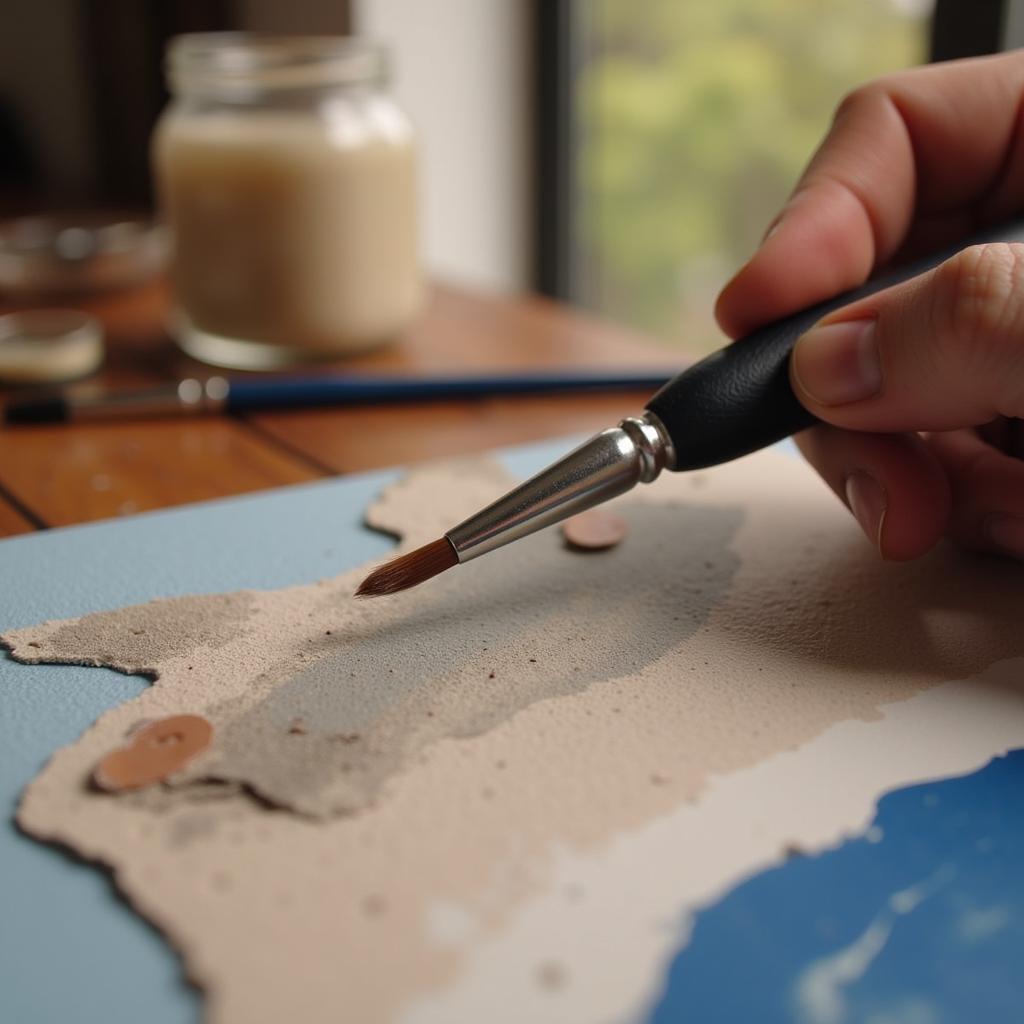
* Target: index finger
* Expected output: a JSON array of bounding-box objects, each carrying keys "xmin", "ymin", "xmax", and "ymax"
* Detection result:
[{"xmin": 715, "ymin": 50, "xmax": 1024, "ymax": 339}]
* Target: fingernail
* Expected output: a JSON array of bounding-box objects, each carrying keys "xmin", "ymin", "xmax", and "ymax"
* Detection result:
[
  {"xmin": 793, "ymin": 319, "xmax": 881, "ymax": 406},
  {"xmin": 986, "ymin": 514, "xmax": 1024, "ymax": 559},
  {"xmin": 845, "ymin": 472, "xmax": 888, "ymax": 553}
]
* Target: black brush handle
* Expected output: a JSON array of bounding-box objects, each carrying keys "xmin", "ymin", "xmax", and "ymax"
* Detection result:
[{"xmin": 645, "ymin": 217, "xmax": 1024, "ymax": 471}]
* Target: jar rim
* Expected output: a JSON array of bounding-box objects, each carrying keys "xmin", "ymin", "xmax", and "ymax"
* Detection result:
[{"xmin": 166, "ymin": 33, "xmax": 387, "ymax": 93}]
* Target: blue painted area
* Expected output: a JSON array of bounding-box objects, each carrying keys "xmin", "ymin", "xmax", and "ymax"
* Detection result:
[
  {"xmin": 0, "ymin": 438, "xmax": 578, "ymax": 1024},
  {"xmin": 650, "ymin": 749, "xmax": 1024, "ymax": 1023}
]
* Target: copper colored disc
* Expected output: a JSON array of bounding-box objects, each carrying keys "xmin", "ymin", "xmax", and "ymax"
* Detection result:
[
  {"xmin": 94, "ymin": 713, "xmax": 214, "ymax": 791},
  {"xmin": 561, "ymin": 509, "xmax": 628, "ymax": 551}
]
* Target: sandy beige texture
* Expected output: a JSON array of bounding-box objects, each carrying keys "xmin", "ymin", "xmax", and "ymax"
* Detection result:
[{"xmin": 4, "ymin": 449, "xmax": 1023, "ymax": 1023}]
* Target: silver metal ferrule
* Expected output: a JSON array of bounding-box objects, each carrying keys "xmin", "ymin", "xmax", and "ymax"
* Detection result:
[
  {"xmin": 67, "ymin": 377, "xmax": 230, "ymax": 421},
  {"xmin": 446, "ymin": 410, "xmax": 677, "ymax": 562}
]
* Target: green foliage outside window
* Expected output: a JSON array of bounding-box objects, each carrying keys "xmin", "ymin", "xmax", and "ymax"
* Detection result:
[{"xmin": 575, "ymin": 0, "xmax": 931, "ymax": 352}]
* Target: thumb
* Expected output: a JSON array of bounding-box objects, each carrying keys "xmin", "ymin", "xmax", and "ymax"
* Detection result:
[{"xmin": 790, "ymin": 242, "xmax": 1024, "ymax": 431}]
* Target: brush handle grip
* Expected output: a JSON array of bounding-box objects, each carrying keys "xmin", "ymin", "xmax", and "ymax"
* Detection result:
[{"xmin": 645, "ymin": 217, "xmax": 1024, "ymax": 471}]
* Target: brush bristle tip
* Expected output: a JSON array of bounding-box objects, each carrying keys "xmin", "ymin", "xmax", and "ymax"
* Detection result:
[{"xmin": 354, "ymin": 537, "xmax": 458, "ymax": 598}]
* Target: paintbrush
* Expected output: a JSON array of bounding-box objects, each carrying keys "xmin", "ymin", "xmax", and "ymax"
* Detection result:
[
  {"xmin": 357, "ymin": 215, "xmax": 1024, "ymax": 598},
  {"xmin": 2, "ymin": 368, "xmax": 679, "ymax": 425}
]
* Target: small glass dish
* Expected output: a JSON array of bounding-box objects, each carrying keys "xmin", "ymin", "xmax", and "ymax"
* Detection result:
[
  {"xmin": 0, "ymin": 310, "xmax": 104, "ymax": 384},
  {"xmin": 0, "ymin": 215, "xmax": 168, "ymax": 298}
]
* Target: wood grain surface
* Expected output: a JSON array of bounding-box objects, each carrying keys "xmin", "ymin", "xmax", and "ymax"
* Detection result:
[
  {"xmin": 0, "ymin": 494, "xmax": 34, "ymax": 536},
  {"xmin": 0, "ymin": 279, "xmax": 680, "ymax": 537}
]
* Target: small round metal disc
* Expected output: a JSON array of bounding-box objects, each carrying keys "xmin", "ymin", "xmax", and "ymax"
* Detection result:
[
  {"xmin": 0, "ymin": 310, "xmax": 104, "ymax": 384},
  {"xmin": 561, "ymin": 509, "xmax": 628, "ymax": 551}
]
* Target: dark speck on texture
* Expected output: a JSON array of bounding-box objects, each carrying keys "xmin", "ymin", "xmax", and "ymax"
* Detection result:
[{"xmin": 537, "ymin": 960, "xmax": 568, "ymax": 991}]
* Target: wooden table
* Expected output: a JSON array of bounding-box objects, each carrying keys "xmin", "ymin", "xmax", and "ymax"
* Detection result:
[{"xmin": 0, "ymin": 280, "xmax": 678, "ymax": 538}]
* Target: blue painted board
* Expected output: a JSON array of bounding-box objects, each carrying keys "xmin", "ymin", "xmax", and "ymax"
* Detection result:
[
  {"xmin": 0, "ymin": 439, "xmax": 570, "ymax": 1024},
  {"xmin": 4, "ymin": 435, "xmax": 1018, "ymax": 1024}
]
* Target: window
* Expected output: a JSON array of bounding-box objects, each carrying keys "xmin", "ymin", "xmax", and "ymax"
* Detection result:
[{"xmin": 536, "ymin": 1, "xmax": 1008, "ymax": 355}]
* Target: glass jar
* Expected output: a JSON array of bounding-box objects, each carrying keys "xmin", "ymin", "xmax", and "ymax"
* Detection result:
[{"xmin": 153, "ymin": 34, "xmax": 421, "ymax": 370}]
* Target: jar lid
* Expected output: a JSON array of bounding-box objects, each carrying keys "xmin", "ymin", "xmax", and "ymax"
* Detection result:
[
  {"xmin": 167, "ymin": 34, "xmax": 387, "ymax": 94},
  {"xmin": 0, "ymin": 310, "xmax": 104, "ymax": 384}
]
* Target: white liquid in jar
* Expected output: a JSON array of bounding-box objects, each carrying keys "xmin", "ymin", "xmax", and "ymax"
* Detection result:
[{"xmin": 154, "ymin": 98, "xmax": 420, "ymax": 358}]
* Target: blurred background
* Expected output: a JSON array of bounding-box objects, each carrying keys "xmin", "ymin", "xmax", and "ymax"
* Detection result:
[
  {"xmin": 570, "ymin": 0, "xmax": 930, "ymax": 347},
  {"xmin": 0, "ymin": 0, "xmax": 1018, "ymax": 357}
]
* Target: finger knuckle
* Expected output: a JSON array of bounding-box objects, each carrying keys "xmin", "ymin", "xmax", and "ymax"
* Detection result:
[{"xmin": 935, "ymin": 242, "xmax": 1024, "ymax": 362}]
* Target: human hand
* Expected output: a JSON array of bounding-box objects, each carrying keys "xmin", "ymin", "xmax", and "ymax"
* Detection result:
[{"xmin": 715, "ymin": 51, "xmax": 1024, "ymax": 562}]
